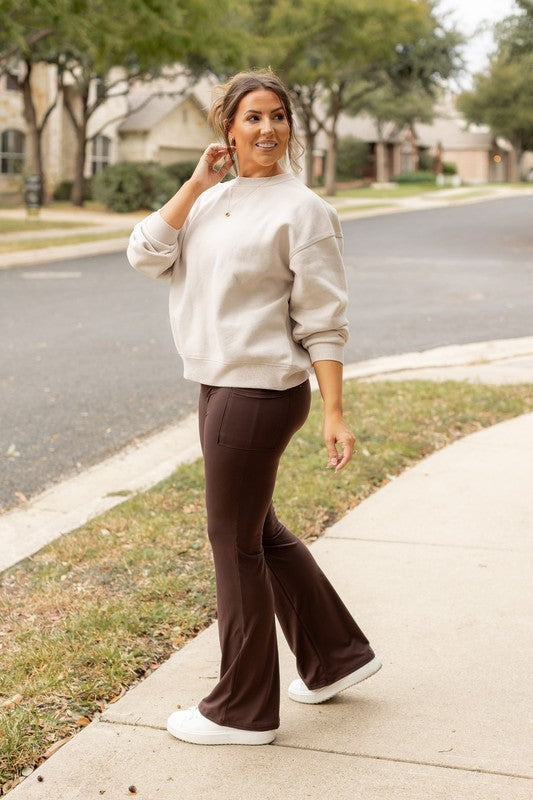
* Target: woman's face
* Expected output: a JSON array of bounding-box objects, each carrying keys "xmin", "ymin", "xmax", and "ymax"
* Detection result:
[{"xmin": 228, "ymin": 89, "xmax": 290, "ymax": 178}]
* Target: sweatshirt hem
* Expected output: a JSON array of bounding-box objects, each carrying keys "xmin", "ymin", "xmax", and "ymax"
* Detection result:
[{"xmin": 182, "ymin": 357, "xmax": 310, "ymax": 390}]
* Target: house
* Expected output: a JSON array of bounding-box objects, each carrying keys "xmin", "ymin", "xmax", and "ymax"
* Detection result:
[
  {"xmin": 313, "ymin": 94, "xmax": 515, "ymax": 184},
  {"xmin": 0, "ymin": 67, "xmax": 216, "ymax": 203}
]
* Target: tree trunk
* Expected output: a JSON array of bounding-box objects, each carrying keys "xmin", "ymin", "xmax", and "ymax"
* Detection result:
[
  {"xmin": 63, "ymin": 83, "xmax": 90, "ymax": 207},
  {"xmin": 20, "ymin": 62, "xmax": 46, "ymax": 199},
  {"xmin": 375, "ymin": 141, "xmax": 387, "ymax": 182},
  {"xmin": 304, "ymin": 129, "xmax": 315, "ymax": 187},
  {"xmin": 374, "ymin": 119, "xmax": 388, "ymax": 183},
  {"xmin": 509, "ymin": 138, "xmax": 523, "ymax": 183},
  {"xmin": 71, "ymin": 124, "xmax": 87, "ymax": 206},
  {"xmin": 325, "ymin": 129, "xmax": 338, "ymax": 196}
]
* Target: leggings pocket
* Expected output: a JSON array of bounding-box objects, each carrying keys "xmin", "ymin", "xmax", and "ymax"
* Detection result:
[{"xmin": 217, "ymin": 388, "xmax": 291, "ymax": 451}]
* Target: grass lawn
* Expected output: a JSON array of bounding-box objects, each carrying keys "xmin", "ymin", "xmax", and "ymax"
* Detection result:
[
  {"xmin": 0, "ymin": 378, "xmax": 532, "ymax": 789},
  {"xmin": 0, "ymin": 218, "xmax": 95, "ymax": 235},
  {"xmin": 336, "ymin": 202, "xmax": 396, "ymax": 213},
  {"xmin": 333, "ymin": 183, "xmax": 447, "ymax": 199},
  {"xmin": 0, "ymin": 230, "xmax": 132, "ymax": 254}
]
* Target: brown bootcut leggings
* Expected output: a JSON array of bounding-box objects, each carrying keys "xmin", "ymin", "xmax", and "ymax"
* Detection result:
[{"xmin": 196, "ymin": 379, "xmax": 375, "ymax": 732}]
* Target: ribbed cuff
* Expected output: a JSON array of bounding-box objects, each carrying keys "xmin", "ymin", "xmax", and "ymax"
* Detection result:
[
  {"xmin": 307, "ymin": 342, "xmax": 345, "ymax": 364},
  {"xmin": 142, "ymin": 211, "xmax": 180, "ymax": 245}
]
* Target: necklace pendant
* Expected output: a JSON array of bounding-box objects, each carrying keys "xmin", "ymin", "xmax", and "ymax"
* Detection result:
[{"xmin": 225, "ymin": 211, "xmax": 231, "ymax": 217}]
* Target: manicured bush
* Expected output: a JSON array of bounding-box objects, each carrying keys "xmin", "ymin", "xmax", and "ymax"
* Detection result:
[
  {"xmin": 393, "ymin": 170, "xmax": 436, "ymax": 184},
  {"xmin": 442, "ymin": 161, "xmax": 458, "ymax": 175},
  {"xmin": 336, "ymin": 136, "xmax": 371, "ymax": 181},
  {"xmin": 92, "ymin": 162, "xmax": 176, "ymax": 212}
]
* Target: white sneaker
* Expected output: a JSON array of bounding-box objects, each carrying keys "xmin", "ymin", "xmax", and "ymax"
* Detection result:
[
  {"xmin": 288, "ymin": 656, "xmax": 382, "ymax": 704},
  {"xmin": 166, "ymin": 706, "xmax": 276, "ymax": 745}
]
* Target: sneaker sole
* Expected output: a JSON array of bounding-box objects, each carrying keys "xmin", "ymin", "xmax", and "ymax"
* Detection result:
[
  {"xmin": 288, "ymin": 656, "xmax": 382, "ymax": 704},
  {"xmin": 166, "ymin": 719, "xmax": 276, "ymax": 746}
]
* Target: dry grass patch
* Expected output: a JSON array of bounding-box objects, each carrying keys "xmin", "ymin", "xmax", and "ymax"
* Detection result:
[
  {"xmin": 1, "ymin": 379, "xmax": 532, "ymax": 792},
  {"xmin": 0, "ymin": 230, "xmax": 131, "ymax": 254},
  {"xmin": 0, "ymin": 219, "xmax": 94, "ymax": 234}
]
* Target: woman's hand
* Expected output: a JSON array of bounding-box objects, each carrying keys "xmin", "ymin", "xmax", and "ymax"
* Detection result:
[
  {"xmin": 323, "ymin": 412, "xmax": 356, "ymax": 472},
  {"xmin": 189, "ymin": 143, "xmax": 236, "ymax": 191},
  {"xmin": 160, "ymin": 143, "xmax": 236, "ymax": 229}
]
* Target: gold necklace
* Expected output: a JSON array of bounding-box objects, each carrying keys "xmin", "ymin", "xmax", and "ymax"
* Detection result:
[{"xmin": 224, "ymin": 181, "xmax": 267, "ymax": 217}]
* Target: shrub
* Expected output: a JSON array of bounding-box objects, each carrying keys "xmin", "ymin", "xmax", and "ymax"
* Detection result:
[
  {"xmin": 164, "ymin": 161, "xmax": 197, "ymax": 185},
  {"xmin": 52, "ymin": 178, "xmax": 93, "ymax": 202},
  {"xmin": 92, "ymin": 162, "xmax": 176, "ymax": 212},
  {"xmin": 417, "ymin": 151, "xmax": 434, "ymax": 172},
  {"xmin": 442, "ymin": 161, "xmax": 458, "ymax": 175},
  {"xmin": 393, "ymin": 170, "xmax": 436, "ymax": 184},
  {"xmin": 336, "ymin": 136, "xmax": 371, "ymax": 181}
]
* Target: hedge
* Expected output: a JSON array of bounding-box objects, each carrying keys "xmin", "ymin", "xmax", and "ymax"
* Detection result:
[{"xmin": 92, "ymin": 162, "xmax": 177, "ymax": 212}]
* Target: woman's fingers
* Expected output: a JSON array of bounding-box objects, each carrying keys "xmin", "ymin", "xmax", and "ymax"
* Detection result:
[
  {"xmin": 324, "ymin": 422, "xmax": 356, "ymax": 472},
  {"xmin": 204, "ymin": 144, "xmax": 235, "ymax": 166}
]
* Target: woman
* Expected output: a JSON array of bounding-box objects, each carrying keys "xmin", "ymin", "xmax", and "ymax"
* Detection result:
[{"xmin": 127, "ymin": 69, "xmax": 381, "ymax": 746}]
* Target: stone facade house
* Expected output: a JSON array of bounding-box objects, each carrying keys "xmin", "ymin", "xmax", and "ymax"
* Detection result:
[{"xmin": 0, "ymin": 67, "xmax": 215, "ymax": 203}]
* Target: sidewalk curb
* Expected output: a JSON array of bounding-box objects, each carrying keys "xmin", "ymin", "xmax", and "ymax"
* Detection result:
[{"xmin": 1, "ymin": 337, "xmax": 532, "ymax": 573}]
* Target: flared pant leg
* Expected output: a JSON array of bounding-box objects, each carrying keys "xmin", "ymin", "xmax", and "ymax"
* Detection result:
[
  {"xmin": 196, "ymin": 379, "xmax": 374, "ymax": 732},
  {"xmin": 262, "ymin": 503, "xmax": 374, "ymax": 690}
]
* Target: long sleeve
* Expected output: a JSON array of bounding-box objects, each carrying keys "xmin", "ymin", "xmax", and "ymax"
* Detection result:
[
  {"xmin": 126, "ymin": 211, "xmax": 183, "ymax": 280},
  {"xmin": 288, "ymin": 231, "xmax": 349, "ymax": 364}
]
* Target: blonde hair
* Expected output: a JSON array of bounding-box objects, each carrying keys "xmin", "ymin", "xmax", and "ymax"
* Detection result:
[{"xmin": 208, "ymin": 68, "xmax": 303, "ymax": 174}]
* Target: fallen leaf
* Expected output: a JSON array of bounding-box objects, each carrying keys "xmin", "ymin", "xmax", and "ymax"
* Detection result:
[
  {"xmin": 108, "ymin": 686, "xmax": 127, "ymax": 704},
  {"xmin": 76, "ymin": 716, "xmax": 90, "ymax": 727},
  {"xmin": 1, "ymin": 693, "xmax": 23, "ymax": 709},
  {"xmin": 43, "ymin": 736, "xmax": 73, "ymax": 759}
]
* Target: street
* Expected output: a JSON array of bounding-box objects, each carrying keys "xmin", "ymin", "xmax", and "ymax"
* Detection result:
[{"xmin": 1, "ymin": 194, "xmax": 532, "ymax": 511}]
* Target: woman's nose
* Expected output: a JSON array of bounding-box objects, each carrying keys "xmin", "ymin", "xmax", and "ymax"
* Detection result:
[{"xmin": 260, "ymin": 116, "xmax": 273, "ymax": 134}]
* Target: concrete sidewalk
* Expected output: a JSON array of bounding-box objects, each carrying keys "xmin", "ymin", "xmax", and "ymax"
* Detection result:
[{"xmin": 6, "ymin": 346, "xmax": 533, "ymax": 799}]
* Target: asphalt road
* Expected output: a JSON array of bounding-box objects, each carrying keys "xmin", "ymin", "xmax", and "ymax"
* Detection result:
[{"xmin": 1, "ymin": 195, "xmax": 532, "ymax": 511}]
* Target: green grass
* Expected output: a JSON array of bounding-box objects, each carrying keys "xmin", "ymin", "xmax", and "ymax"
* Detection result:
[
  {"xmin": 338, "ymin": 202, "xmax": 396, "ymax": 213},
  {"xmin": 0, "ymin": 230, "xmax": 132, "ymax": 254},
  {"xmin": 334, "ymin": 183, "xmax": 447, "ymax": 199},
  {"xmin": 0, "ymin": 379, "xmax": 532, "ymax": 786},
  {"xmin": 0, "ymin": 218, "xmax": 95, "ymax": 234}
]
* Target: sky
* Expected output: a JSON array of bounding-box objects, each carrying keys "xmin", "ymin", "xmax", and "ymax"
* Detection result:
[{"xmin": 437, "ymin": 0, "xmax": 519, "ymax": 86}]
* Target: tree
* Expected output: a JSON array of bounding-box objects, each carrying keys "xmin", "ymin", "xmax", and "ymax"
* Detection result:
[
  {"xmin": 56, "ymin": 0, "xmax": 239, "ymax": 205},
  {"xmin": 249, "ymin": 0, "xmax": 462, "ymax": 193},
  {"xmin": 0, "ymin": 0, "xmax": 65, "ymax": 198},
  {"xmin": 457, "ymin": 1, "xmax": 533, "ymax": 181},
  {"xmin": 0, "ymin": 0, "xmax": 243, "ymax": 205},
  {"xmin": 356, "ymin": 6, "xmax": 464, "ymax": 182}
]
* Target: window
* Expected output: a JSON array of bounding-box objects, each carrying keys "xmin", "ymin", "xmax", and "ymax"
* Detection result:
[
  {"xmin": 6, "ymin": 71, "xmax": 21, "ymax": 91},
  {"xmin": 90, "ymin": 135, "xmax": 111, "ymax": 175},
  {"xmin": 0, "ymin": 129, "xmax": 25, "ymax": 174}
]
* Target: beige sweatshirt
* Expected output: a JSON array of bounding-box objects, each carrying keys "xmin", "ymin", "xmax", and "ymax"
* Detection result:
[{"xmin": 127, "ymin": 172, "xmax": 348, "ymax": 390}]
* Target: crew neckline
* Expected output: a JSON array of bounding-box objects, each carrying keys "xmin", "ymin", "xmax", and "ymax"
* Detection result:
[{"xmin": 232, "ymin": 173, "xmax": 295, "ymax": 187}]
